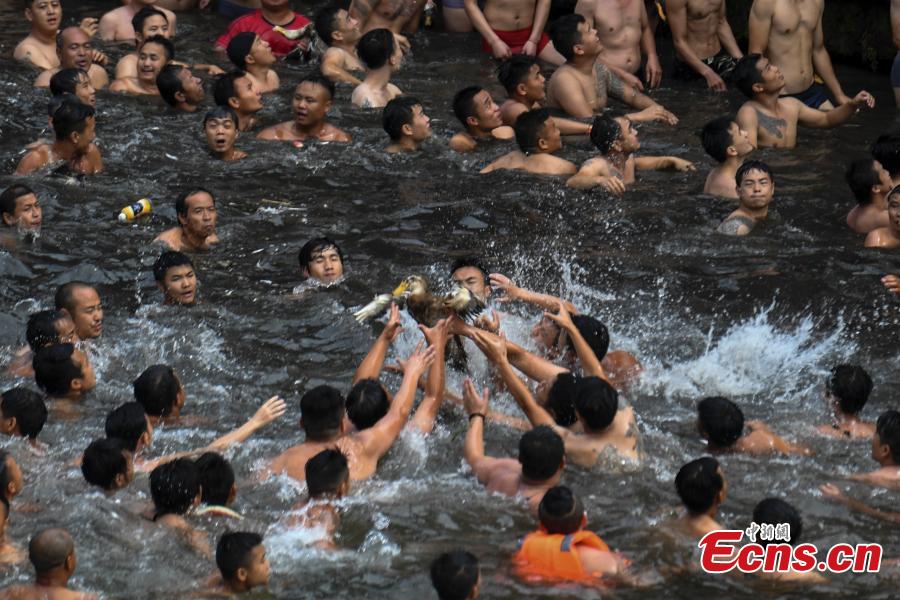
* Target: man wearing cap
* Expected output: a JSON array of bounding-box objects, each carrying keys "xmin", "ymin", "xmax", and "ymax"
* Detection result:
[
  {"xmin": 215, "ymin": 0, "xmax": 311, "ymax": 59},
  {"xmin": 226, "ymin": 32, "xmax": 280, "ymax": 94}
]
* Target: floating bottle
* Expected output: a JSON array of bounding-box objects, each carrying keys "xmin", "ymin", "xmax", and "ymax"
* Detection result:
[{"xmin": 118, "ymin": 199, "xmax": 152, "ymax": 222}]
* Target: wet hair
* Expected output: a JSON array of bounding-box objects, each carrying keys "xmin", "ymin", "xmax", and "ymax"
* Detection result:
[
  {"xmin": 213, "ymin": 70, "xmax": 248, "ymax": 106},
  {"xmin": 81, "ymin": 438, "xmax": 129, "ymax": 490},
  {"xmin": 25, "ymin": 309, "xmax": 67, "ymax": 350},
  {"xmin": 226, "ymin": 32, "xmax": 256, "ymax": 69},
  {"xmin": 538, "ymin": 485, "xmax": 584, "ymax": 534},
  {"xmin": 514, "ymin": 108, "xmax": 552, "ymax": 153},
  {"xmin": 203, "ymin": 105, "xmax": 239, "ymax": 127},
  {"xmin": 28, "ymin": 528, "xmax": 74, "ymax": 574},
  {"xmin": 54, "ymin": 281, "xmax": 94, "ymax": 314},
  {"xmin": 548, "ymin": 14, "xmax": 586, "ymax": 62},
  {"xmin": 299, "ymin": 70, "xmax": 336, "ymax": 100},
  {"xmin": 132, "ymin": 6, "xmax": 168, "ymax": 37},
  {"xmin": 195, "ymin": 452, "xmax": 235, "ymax": 506},
  {"xmin": 105, "ymin": 402, "xmax": 149, "ymax": 453},
  {"xmin": 452, "ymin": 86, "xmax": 483, "ymax": 127},
  {"xmin": 590, "ymin": 114, "xmax": 620, "ymax": 154},
  {"xmin": 733, "ymin": 53, "xmax": 766, "ymax": 98},
  {"xmin": 498, "ymin": 54, "xmax": 539, "ymax": 95},
  {"xmin": 140, "ymin": 34, "xmax": 175, "ymax": 62},
  {"xmin": 752, "ymin": 498, "xmax": 802, "ymax": 546},
  {"xmin": 300, "ymin": 385, "xmax": 345, "ymax": 438},
  {"xmin": 449, "ymin": 257, "xmax": 488, "ymax": 281},
  {"xmin": 518, "ymin": 425, "xmax": 564, "ymax": 481},
  {"xmin": 845, "ymin": 159, "xmax": 881, "ymax": 204},
  {"xmin": 0, "ymin": 184, "xmax": 34, "ymax": 219},
  {"xmin": 545, "ymin": 372, "xmax": 579, "ymax": 427},
  {"xmin": 305, "ymin": 449, "xmax": 349, "ymax": 498},
  {"xmin": 150, "ymin": 458, "xmax": 200, "ymax": 518},
  {"xmin": 357, "ymin": 28, "xmax": 395, "ymax": 70},
  {"xmin": 568, "ymin": 314, "xmax": 610, "ymax": 361},
  {"xmin": 133, "ymin": 364, "xmax": 181, "ymax": 417},
  {"xmin": 876, "ymin": 410, "xmax": 900, "ymax": 463},
  {"xmin": 700, "ymin": 117, "xmax": 736, "ymax": 163},
  {"xmin": 314, "ymin": 4, "xmax": 343, "ymax": 46},
  {"xmin": 153, "ymin": 251, "xmax": 194, "ymax": 282},
  {"xmin": 675, "ymin": 457, "xmax": 723, "ymax": 515},
  {"xmin": 175, "ymin": 187, "xmax": 215, "ymax": 217},
  {"xmin": 298, "ymin": 237, "xmax": 344, "ymax": 272},
  {"xmin": 1, "ymin": 387, "xmax": 47, "ymax": 439},
  {"xmin": 32, "ymin": 343, "xmax": 81, "ymax": 396},
  {"xmin": 735, "ymin": 159, "xmax": 774, "ymax": 186},
  {"xmin": 697, "ymin": 396, "xmax": 744, "ymax": 447},
  {"xmin": 430, "ymin": 550, "xmax": 479, "ymax": 600},
  {"xmin": 382, "ymin": 96, "xmax": 422, "ymax": 141},
  {"xmin": 574, "ymin": 376, "xmax": 618, "ymax": 431},
  {"xmin": 216, "ymin": 532, "xmax": 263, "ymax": 582},
  {"xmin": 0, "ymin": 451, "xmax": 13, "ymax": 508},
  {"xmin": 49, "ymin": 68, "xmax": 88, "ymax": 97},
  {"xmin": 871, "ymin": 132, "xmax": 900, "ymax": 177},
  {"xmin": 827, "ymin": 365, "xmax": 872, "ymax": 415},
  {"xmin": 346, "ymin": 379, "xmax": 389, "ymax": 431},
  {"xmin": 51, "ymin": 98, "xmax": 94, "ymax": 141},
  {"xmin": 157, "ymin": 64, "xmax": 187, "ymax": 106}
]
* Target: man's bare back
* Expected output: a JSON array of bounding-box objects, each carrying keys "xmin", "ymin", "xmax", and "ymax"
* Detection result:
[
  {"xmin": 473, "ymin": 457, "xmax": 551, "ymax": 513},
  {"xmin": 480, "ymin": 151, "xmax": 577, "ymax": 176},
  {"xmin": 558, "ymin": 406, "xmax": 639, "ymax": 466},
  {"xmin": 0, "ymin": 586, "xmax": 97, "ymax": 600},
  {"xmin": 269, "ymin": 436, "xmax": 377, "ymax": 481}
]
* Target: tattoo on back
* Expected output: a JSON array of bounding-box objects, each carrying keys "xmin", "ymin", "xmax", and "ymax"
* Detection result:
[
  {"xmin": 718, "ymin": 215, "xmax": 755, "ymax": 235},
  {"xmin": 754, "ymin": 109, "xmax": 786, "ymax": 139}
]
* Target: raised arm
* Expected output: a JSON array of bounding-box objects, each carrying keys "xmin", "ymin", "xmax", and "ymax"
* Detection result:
[
  {"xmin": 735, "ymin": 104, "xmax": 759, "ymax": 148},
  {"xmin": 543, "ymin": 302, "xmax": 609, "ymax": 382},
  {"xmin": 820, "ymin": 484, "xmax": 900, "ymax": 523},
  {"xmin": 668, "ymin": 0, "xmax": 726, "ymax": 91},
  {"xmin": 633, "ymin": 156, "xmax": 696, "ymax": 172},
  {"xmin": 349, "ymin": 0, "xmax": 376, "ymax": 26},
  {"xmin": 552, "ymin": 117, "xmax": 592, "ymax": 136},
  {"xmin": 462, "ymin": 379, "xmax": 506, "ymax": 481},
  {"xmin": 353, "ymin": 303, "xmax": 402, "ymax": 384},
  {"xmin": 409, "ymin": 319, "xmax": 449, "ymax": 434},
  {"xmin": 747, "ymin": 0, "xmax": 774, "ymax": 54},
  {"xmin": 796, "ymin": 92, "xmax": 874, "ymax": 128},
  {"xmin": 489, "ymin": 273, "xmax": 578, "ymax": 313},
  {"xmin": 360, "ymin": 342, "xmax": 436, "ymax": 460},
  {"xmin": 810, "ymin": 14, "xmax": 848, "ymax": 104}
]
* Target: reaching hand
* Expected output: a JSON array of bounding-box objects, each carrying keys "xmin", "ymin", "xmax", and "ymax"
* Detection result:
[
  {"xmin": 597, "ymin": 176, "xmax": 626, "ymax": 196},
  {"xmin": 394, "ymin": 33, "xmax": 411, "ymax": 54},
  {"xmin": 205, "ymin": 65, "xmax": 226, "ymax": 76},
  {"xmin": 419, "ymin": 318, "xmax": 450, "ymax": 347},
  {"xmin": 462, "ymin": 378, "xmax": 489, "ymax": 415},
  {"xmin": 882, "ymin": 274, "xmax": 900, "ymax": 295},
  {"xmin": 404, "ymin": 341, "xmax": 437, "ymax": 377},
  {"xmin": 384, "ymin": 303, "xmax": 403, "ymax": 341},
  {"xmin": 819, "ymin": 483, "xmax": 847, "ymax": 502},
  {"xmin": 488, "ymin": 273, "xmax": 521, "ymax": 302},
  {"xmin": 470, "ymin": 329, "xmax": 508, "ymax": 364},
  {"xmin": 79, "ymin": 17, "xmax": 99, "ymax": 38},
  {"xmin": 543, "ymin": 301, "xmax": 574, "ymax": 331},
  {"xmin": 90, "ymin": 50, "xmax": 108, "ymax": 66},
  {"xmin": 474, "ymin": 309, "xmax": 500, "ymax": 333},
  {"xmin": 669, "ymin": 158, "xmax": 696, "ymax": 172},
  {"xmin": 251, "ymin": 396, "xmax": 287, "ymax": 427}
]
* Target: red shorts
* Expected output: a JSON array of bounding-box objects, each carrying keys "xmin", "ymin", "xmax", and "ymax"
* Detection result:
[{"xmin": 481, "ymin": 27, "xmax": 550, "ymax": 56}]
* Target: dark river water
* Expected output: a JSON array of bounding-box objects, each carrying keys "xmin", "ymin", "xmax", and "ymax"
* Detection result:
[{"xmin": 1, "ymin": 1, "xmax": 899, "ymax": 598}]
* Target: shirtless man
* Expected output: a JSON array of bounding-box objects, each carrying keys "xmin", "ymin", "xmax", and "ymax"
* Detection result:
[
  {"xmin": 816, "ymin": 365, "xmax": 876, "ymax": 440},
  {"xmin": 841, "ymin": 407, "xmax": 900, "ymax": 491},
  {"xmin": 668, "ymin": 0, "xmax": 742, "ymax": 90},
  {"xmin": 480, "ymin": 109, "xmax": 577, "ymax": 176},
  {"xmin": 733, "ymin": 54, "xmax": 873, "ymax": 149},
  {"xmin": 100, "ymin": 0, "xmax": 177, "ymax": 42},
  {"xmin": 16, "ymin": 99, "xmax": 103, "ymax": 177},
  {"xmin": 671, "ymin": 457, "xmax": 727, "ymax": 539},
  {"xmin": 258, "ymin": 75, "xmax": 352, "ymax": 143},
  {"xmin": 717, "ymin": 160, "xmax": 774, "ymax": 236},
  {"xmin": 748, "ymin": 0, "xmax": 846, "ymax": 108},
  {"xmin": 449, "ymin": 86, "xmax": 515, "ymax": 153},
  {"xmin": 352, "ymin": 29, "xmax": 403, "ymax": 109},
  {"xmin": 701, "ymin": 117, "xmax": 755, "ymax": 199},
  {"xmin": 865, "ymin": 187, "xmax": 900, "ymax": 249},
  {"xmin": 203, "ymin": 107, "xmax": 247, "ymax": 161},
  {"xmin": 226, "ymin": 33, "xmax": 280, "ymax": 94},
  {"xmin": 351, "ymin": 0, "xmax": 426, "ymax": 36},
  {"xmin": 845, "ymin": 159, "xmax": 894, "ymax": 235},
  {"xmin": 0, "ymin": 528, "xmax": 97, "ymax": 600},
  {"xmin": 212, "ymin": 71, "xmax": 264, "ymax": 132},
  {"xmin": 55, "ymin": 282, "xmax": 103, "ymax": 340},
  {"xmin": 498, "ymin": 55, "xmax": 591, "ymax": 135},
  {"xmin": 15, "ymin": 0, "xmax": 63, "ymax": 70},
  {"xmin": 35, "ymin": 27, "xmax": 109, "ymax": 91},
  {"xmin": 109, "ymin": 36, "xmax": 172, "ymax": 96},
  {"xmin": 314, "ymin": 4, "xmax": 364, "ymax": 86},
  {"xmin": 154, "ymin": 188, "xmax": 219, "ymax": 252},
  {"xmin": 546, "ymin": 15, "xmax": 677, "ymax": 123},
  {"xmin": 267, "ymin": 339, "xmax": 436, "ymax": 481},
  {"xmin": 697, "ymin": 396, "xmax": 810, "ymax": 455},
  {"xmin": 462, "ymin": 379, "xmax": 565, "ymax": 514},
  {"xmin": 464, "ymin": 0, "xmax": 564, "ymax": 65},
  {"xmin": 575, "ymin": 0, "xmax": 662, "ymax": 88}
]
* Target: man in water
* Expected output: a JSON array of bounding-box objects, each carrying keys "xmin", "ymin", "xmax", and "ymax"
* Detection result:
[
  {"xmin": 34, "ymin": 27, "xmax": 108, "ymax": 91},
  {"xmin": 545, "ymin": 15, "xmax": 676, "ymax": 123},
  {"xmin": 671, "ymin": 457, "xmax": 727, "ymax": 538},
  {"xmin": 154, "ymin": 251, "xmax": 199, "ymax": 306},
  {"xmin": 215, "ymin": 0, "xmax": 311, "ymax": 58},
  {"xmin": 14, "ymin": 1, "xmax": 96, "ymax": 70},
  {"xmin": 226, "ymin": 32, "xmax": 280, "ymax": 94},
  {"xmin": 298, "ymin": 237, "xmax": 344, "ymax": 283},
  {"xmin": 701, "ymin": 117, "xmax": 755, "ymax": 199},
  {"xmin": 575, "ymin": 0, "xmax": 662, "ymax": 88},
  {"xmin": 315, "ymin": 4, "xmax": 364, "ymax": 86},
  {"xmin": 213, "ymin": 532, "xmax": 270, "ymax": 594},
  {"xmin": 431, "ymin": 551, "xmax": 481, "ymax": 600},
  {"xmin": 480, "ymin": 109, "xmax": 578, "ymax": 176},
  {"xmin": 32, "ymin": 343, "xmax": 97, "ymax": 401},
  {"xmin": 352, "ymin": 29, "xmax": 403, "ymax": 109},
  {"xmin": 449, "ymin": 86, "xmax": 514, "ymax": 153},
  {"xmin": 100, "ymin": 0, "xmax": 177, "ymax": 41},
  {"xmin": 157, "ymin": 64, "xmax": 205, "ymax": 112},
  {"xmin": 16, "ymin": 99, "xmax": 103, "ymax": 176},
  {"xmin": 733, "ymin": 54, "xmax": 874, "ymax": 149},
  {"xmin": 114, "ymin": 6, "xmax": 170, "ymax": 80},
  {"xmin": 154, "ymin": 188, "xmax": 219, "ymax": 252},
  {"xmin": 463, "ymin": 0, "xmax": 563, "ymax": 64},
  {"xmin": 497, "ymin": 56, "xmax": 590, "ymax": 136},
  {"xmin": 203, "ymin": 106, "xmax": 247, "ymax": 161},
  {"xmin": 668, "ymin": 0, "xmax": 741, "ymax": 90},
  {"xmin": 718, "ymin": 160, "xmax": 775, "ymax": 236},
  {"xmin": 845, "ymin": 159, "xmax": 894, "ymax": 235},
  {"xmin": 55, "ymin": 282, "xmax": 103, "ymax": 340},
  {"xmin": 864, "ymin": 186, "xmax": 900, "ymax": 249},
  {"xmin": 697, "ymin": 396, "xmax": 810, "ymax": 455},
  {"xmin": 0, "ymin": 528, "xmax": 97, "ymax": 599},
  {"xmin": 258, "ymin": 73, "xmax": 352, "ymax": 143},
  {"xmin": 213, "ymin": 70, "xmax": 264, "ymax": 131},
  {"xmin": 450, "ymin": 257, "xmax": 491, "ymax": 303},
  {"xmin": 50, "ymin": 69, "xmax": 97, "ymax": 107},
  {"xmin": 816, "ymin": 365, "xmax": 875, "ymax": 439},
  {"xmin": 748, "ymin": 0, "xmax": 846, "ymax": 109},
  {"xmin": 110, "ymin": 35, "xmax": 173, "ymax": 96},
  {"xmin": 0, "ymin": 185, "xmax": 42, "ymax": 233},
  {"xmin": 383, "ymin": 97, "xmax": 432, "ymax": 153}
]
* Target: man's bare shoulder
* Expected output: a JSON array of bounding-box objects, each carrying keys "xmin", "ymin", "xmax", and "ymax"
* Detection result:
[
  {"xmin": 321, "ymin": 124, "xmax": 352, "ymax": 142},
  {"xmin": 14, "ymin": 38, "xmax": 53, "ymax": 70},
  {"xmin": 450, "ymin": 132, "xmax": 477, "ymax": 153},
  {"xmin": 16, "ymin": 145, "xmax": 52, "ymax": 176},
  {"xmin": 257, "ymin": 121, "xmax": 294, "ymax": 140},
  {"xmin": 0, "ymin": 586, "xmax": 98, "ymax": 600},
  {"xmin": 34, "ymin": 69, "xmax": 55, "ymax": 88},
  {"xmin": 154, "ymin": 227, "xmax": 182, "ymax": 250}
]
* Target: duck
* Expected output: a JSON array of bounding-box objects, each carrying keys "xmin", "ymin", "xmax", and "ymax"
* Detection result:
[{"xmin": 353, "ymin": 275, "xmax": 484, "ymax": 325}]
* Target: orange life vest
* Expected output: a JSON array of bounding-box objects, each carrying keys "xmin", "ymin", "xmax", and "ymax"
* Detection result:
[{"xmin": 514, "ymin": 529, "xmax": 611, "ymax": 583}]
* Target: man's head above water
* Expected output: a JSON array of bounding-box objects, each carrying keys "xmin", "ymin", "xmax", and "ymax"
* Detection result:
[{"xmin": 298, "ymin": 237, "xmax": 344, "ymax": 283}]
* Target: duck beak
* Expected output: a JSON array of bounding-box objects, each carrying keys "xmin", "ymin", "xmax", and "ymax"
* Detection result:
[{"xmin": 392, "ymin": 281, "xmax": 409, "ymax": 297}]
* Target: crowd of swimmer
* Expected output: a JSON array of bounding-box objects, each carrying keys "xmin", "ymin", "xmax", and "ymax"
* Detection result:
[{"xmin": 3, "ymin": 0, "xmax": 900, "ymax": 597}]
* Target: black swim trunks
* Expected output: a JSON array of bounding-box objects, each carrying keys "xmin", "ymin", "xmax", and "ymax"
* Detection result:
[
  {"xmin": 673, "ymin": 48, "xmax": 737, "ymax": 82},
  {"xmin": 784, "ymin": 81, "xmax": 831, "ymax": 109}
]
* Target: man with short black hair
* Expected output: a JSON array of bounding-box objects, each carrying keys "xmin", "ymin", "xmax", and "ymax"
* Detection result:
[
  {"xmin": 315, "ymin": 4, "xmax": 363, "ymax": 86},
  {"xmin": 298, "ymin": 237, "xmax": 344, "ymax": 283},
  {"xmin": 672, "ymin": 457, "xmax": 727, "ymax": 538},
  {"xmin": 449, "ymin": 86, "xmax": 514, "ymax": 153},
  {"xmin": 845, "ymin": 159, "xmax": 894, "ymax": 235},
  {"xmin": 258, "ymin": 73, "xmax": 351, "ymax": 142},
  {"xmin": 81, "ymin": 438, "xmax": 134, "ymax": 493},
  {"xmin": 0, "ymin": 185, "xmax": 42, "ymax": 233},
  {"xmin": 154, "ymin": 188, "xmax": 219, "ymax": 252},
  {"xmin": 847, "ymin": 410, "xmax": 900, "ymax": 490},
  {"xmin": 718, "ymin": 160, "xmax": 774, "ymax": 236},
  {"xmin": 215, "ymin": 532, "xmax": 270, "ymax": 593},
  {"xmin": 49, "ymin": 68, "xmax": 96, "ymax": 107},
  {"xmin": 480, "ymin": 108, "xmax": 577, "ymax": 177},
  {"xmin": 1, "ymin": 528, "xmax": 97, "ymax": 599},
  {"xmin": 697, "ymin": 396, "xmax": 809, "ymax": 455},
  {"xmin": 450, "ymin": 257, "xmax": 490, "ymax": 303},
  {"xmin": 872, "ymin": 132, "xmax": 900, "ymax": 186},
  {"xmin": 16, "ymin": 98, "xmax": 102, "ymax": 176},
  {"xmin": 34, "ymin": 26, "xmax": 108, "ymax": 90},
  {"xmin": 157, "ymin": 64, "xmax": 204, "ymax": 112},
  {"xmin": 701, "ymin": 117, "xmax": 755, "ymax": 199},
  {"xmin": 153, "ymin": 251, "xmax": 199, "ymax": 305},
  {"xmin": 383, "ymin": 96, "xmax": 431, "ymax": 153},
  {"xmin": 114, "ymin": 6, "xmax": 170, "ymax": 80},
  {"xmin": 430, "ymin": 550, "xmax": 481, "ymax": 600},
  {"xmin": 226, "ymin": 32, "xmax": 279, "ymax": 93},
  {"xmin": 100, "ymin": 0, "xmax": 177, "ymax": 41},
  {"xmin": 817, "ymin": 365, "xmax": 875, "ymax": 439},
  {"xmin": 750, "ymin": 497, "xmax": 825, "ymax": 582},
  {"xmin": 213, "ymin": 70, "xmax": 263, "ymax": 131},
  {"xmin": 133, "ymin": 364, "xmax": 186, "ymax": 424},
  {"xmin": 352, "ymin": 29, "xmax": 403, "ymax": 108},
  {"xmin": 32, "ymin": 343, "xmax": 96, "ymax": 401},
  {"xmin": 110, "ymin": 35, "xmax": 173, "ymax": 96},
  {"xmin": 55, "ymin": 281, "xmax": 103, "ymax": 340},
  {"xmin": 15, "ymin": 0, "xmax": 64, "ymax": 70},
  {"xmin": 0, "ymin": 387, "xmax": 48, "ymax": 449},
  {"xmin": 203, "ymin": 106, "xmax": 247, "ymax": 161},
  {"xmin": 195, "ymin": 452, "xmax": 239, "ymax": 516}
]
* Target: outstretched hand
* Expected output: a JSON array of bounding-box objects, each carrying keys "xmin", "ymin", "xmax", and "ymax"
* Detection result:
[
  {"xmin": 543, "ymin": 301, "xmax": 574, "ymax": 331},
  {"xmin": 488, "ymin": 273, "xmax": 521, "ymax": 303},
  {"xmin": 462, "ymin": 378, "xmax": 489, "ymax": 415},
  {"xmin": 251, "ymin": 396, "xmax": 287, "ymax": 427},
  {"xmin": 470, "ymin": 329, "xmax": 508, "ymax": 364},
  {"xmin": 404, "ymin": 341, "xmax": 437, "ymax": 377},
  {"xmin": 419, "ymin": 318, "xmax": 450, "ymax": 347},
  {"xmin": 474, "ymin": 309, "xmax": 500, "ymax": 333},
  {"xmin": 384, "ymin": 303, "xmax": 403, "ymax": 341}
]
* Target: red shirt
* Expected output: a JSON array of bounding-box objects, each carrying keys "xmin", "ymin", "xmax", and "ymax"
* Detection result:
[{"xmin": 215, "ymin": 10, "xmax": 311, "ymax": 57}]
